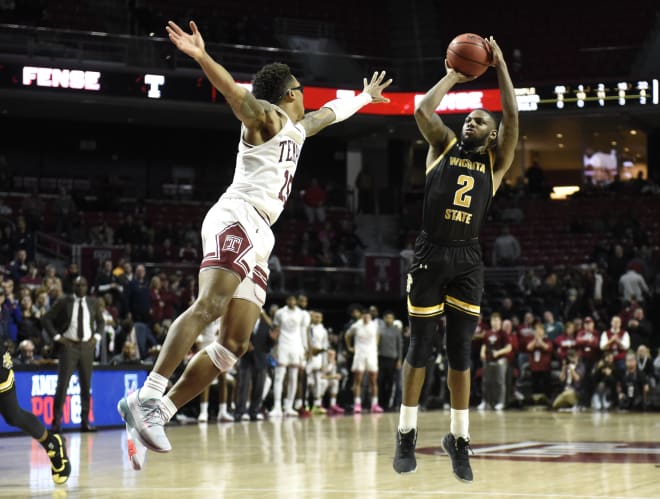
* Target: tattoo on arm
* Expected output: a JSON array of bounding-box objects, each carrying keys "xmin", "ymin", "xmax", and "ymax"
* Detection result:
[{"xmin": 302, "ymin": 108, "xmax": 335, "ymax": 137}]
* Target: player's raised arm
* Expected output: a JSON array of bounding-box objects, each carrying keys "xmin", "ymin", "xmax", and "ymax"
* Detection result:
[
  {"xmin": 488, "ymin": 36, "xmax": 519, "ymax": 187},
  {"xmin": 301, "ymin": 70, "xmax": 393, "ymax": 137},
  {"xmin": 414, "ymin": 63, "xmax": 477, "ymax": 152},
  {"xmin": 166, "ymin": 20, "xmax": 271, "ymax": 129}
]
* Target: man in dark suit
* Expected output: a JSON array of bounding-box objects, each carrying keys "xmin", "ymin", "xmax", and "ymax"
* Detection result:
[
  {"xmin": 43, "ymin": 276, "xmax": 104, "ymax": 433},
  {"xmin": 234, "ymin": 309, "xmax": 279, "ymax": 421}
]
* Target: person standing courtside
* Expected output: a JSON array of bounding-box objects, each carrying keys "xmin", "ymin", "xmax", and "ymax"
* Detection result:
[
  {"xmin": 393, "ymin": 36, "xmax": 518, "ymax": 482},
  {"xmin": 118, "ymin": 19, "xmax": 391, "ymax": 455},
  {"xmin": 43, "ymin": 276, "xmax": 104, "ymax": 433}
]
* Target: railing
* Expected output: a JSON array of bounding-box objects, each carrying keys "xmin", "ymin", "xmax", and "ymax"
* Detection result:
[{"xmin": 35, "ymin": 231, "xmax": 74, "ymax": 263}]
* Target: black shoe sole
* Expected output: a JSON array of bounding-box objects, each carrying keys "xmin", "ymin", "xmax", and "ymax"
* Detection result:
[{"xmin": 440, "ymin": 438, "xmax": 473, "ymax": 483}]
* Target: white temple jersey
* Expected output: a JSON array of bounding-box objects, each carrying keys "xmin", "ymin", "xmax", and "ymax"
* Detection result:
[
  {"xmin": 274, "ymin": 306, "xmax": 307, "ymax": 349},
  {"xmin": 349, "ymin": 320, "xmax": 379, "ymax": 352},
  {"xmin": 222, "ymin": 106, "xmax": 307, "ymax": 225}
]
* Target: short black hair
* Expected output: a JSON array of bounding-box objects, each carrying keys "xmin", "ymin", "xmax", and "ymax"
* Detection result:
[{"xmin": 252, "ymin": 62, "xmax": 294, "ymax": 104}]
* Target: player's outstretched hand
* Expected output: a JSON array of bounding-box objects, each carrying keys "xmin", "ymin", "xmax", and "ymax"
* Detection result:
[
  {"xmin": 363, "ymin": 71, "xmax": 393, "ymax": 103},
  {"xmin": 166, "ymin": 20, "xmax": 205, "ymax": 61}
]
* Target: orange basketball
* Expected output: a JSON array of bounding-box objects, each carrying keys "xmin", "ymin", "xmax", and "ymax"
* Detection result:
[{"xmin": 446, "ymin": 33, "xmax": 492, "ymax": 77}]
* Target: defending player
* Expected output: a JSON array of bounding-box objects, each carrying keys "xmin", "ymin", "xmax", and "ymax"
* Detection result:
[
  {"xmin": 118, "ymin": 19, "xmax": 392, "ymax": 454},
  {"xmin": 0, "ymin": 348, "xmax": 71, "ymax": 483},
  {"xmin": 392, "ymin": 36, "xmax": 518, "ymax": 482}
]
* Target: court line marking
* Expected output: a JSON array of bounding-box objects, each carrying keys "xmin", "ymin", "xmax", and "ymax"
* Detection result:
[{"xmin": 14, "ymin": 487, "xmax": 658, "ymax": 499}]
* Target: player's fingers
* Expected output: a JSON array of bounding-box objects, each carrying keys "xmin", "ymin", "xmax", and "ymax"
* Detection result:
[
  {"xmin": 377, "ymin": 70, "xmax": 386, "ymax": 82},
  {"xmin": 381, "ymin": 78, "xmax": 393, "ymax": 89},
  {"xmin": 190, "ymin": 20, "xmax": 199, "ymax": 34},
  {"xmin": 167, "ymin": 20, "xmax": 184, "ymax": 36},
  {"xmin": 372, "ymin": 71, "xmax": 378, "ymax": 83},
  {"xmin": 363, "ymin": 77, "xmax": 368, "ymax": 88}
]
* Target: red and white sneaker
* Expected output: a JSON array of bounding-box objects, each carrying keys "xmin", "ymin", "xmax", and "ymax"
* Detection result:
[
  {"xmin": 126, "ymin": 424, "xmax": 147, "ymax": 471},
  {"xmin": 353, "ymin": 403, "xmax": 362, "ymax": 414},
  {"xmin": 328, "ymin": 404, "xmax": 345, "ymax": 415},
  {"xmin": 371, "ymin": 404, "xmax": 385, "ymax": 413}
]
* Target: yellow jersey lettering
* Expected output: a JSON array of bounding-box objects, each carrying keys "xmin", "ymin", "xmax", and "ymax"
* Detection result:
[
  {"xmin": 444, "ymin": 208, "xmax": 473, "ymax": 224},
  {"xmin": 448, "ymin": 156, "xmax": 486, "ymax": 174}
]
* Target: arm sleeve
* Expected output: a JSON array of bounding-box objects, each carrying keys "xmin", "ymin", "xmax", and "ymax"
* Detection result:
[{"xmin": 322, "ymin": 92, "xmax": 373, "ymax": 124}]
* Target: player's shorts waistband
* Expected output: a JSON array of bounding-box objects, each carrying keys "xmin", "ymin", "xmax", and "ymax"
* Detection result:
[
  {"xmin": 220, "ymin": 196, "xmax": 272, "ymax": 226},
  {"xmin": 420, "ymin": 231, "xmax": 479, "ymax": 247}
]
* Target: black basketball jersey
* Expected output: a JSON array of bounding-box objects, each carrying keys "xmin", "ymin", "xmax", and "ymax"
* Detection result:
[{"xmin": 421, "ymin": 137, "xmax": 494, "ymax": 244}]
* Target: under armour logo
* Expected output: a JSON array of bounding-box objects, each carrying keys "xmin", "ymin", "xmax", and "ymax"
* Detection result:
[{"xmin": 222, "ymin": 235, "xmax": 243, "ymax": 253}]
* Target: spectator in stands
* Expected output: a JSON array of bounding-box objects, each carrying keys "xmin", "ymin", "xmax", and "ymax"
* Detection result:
[
  {"xmin": 61, "ymin": 262, "xmax": 80, "ymax": 295},
  {"xmin": 636, "ymin": 345, "xmax": 655, "ymax": 389},
  {"xmin": 13, "ymin": 339, "xmax": 43, "ymax": 366},
  {"xmin": 552, "ymin": 349, "xmax": 584, "ymax": 411},
  {"xmin": 8, "ymin": 248, "xmax": 29, "ymax": 287},
  {"xmin": 20, "ymin": 262, "xmax": 41, "ymax": 291},
  {"xmin": 157, "ymin": 238, "xmax": 176, "ymax": 262},
  {"xmin": 0, "ymin": 281, "xmax": 22, "ymax": 343},
  {"xmin": 302, "ymin": 178, "xmax": 327, "ymax": 224},
  {"xmin": 518, "ymin": 268, "xmax": 541, "ymax": 297},
  {"xmin": 149, "ymin": 275, "xmax": 167, "ymax": 326},
  {"xmin": 17, "ymin": 294, "xmax": 42, "ymax": 348},
  {"xmin": 501, "ymin": 318, "xmax": 521, "ymax": 406},
  {"xmin": 542, "ymin": 310, "xmax": 564, "ymax": 341},
  {"xmin": 627, "ymin": 307, "xmax": 652, "ymax": 350},
  {"xmin": 89, "ymin": 217, "xmax": 114, "ymax": 245},
  {"xmin": 600, "ymin": 315, "xmax": 630, "ymax": 373},
  {"xmin": 128, "ymin": 264, "xmax": 151, "ymax": 323},
  {"xmin": 478, "ymin": 312, "xmax": 511, "ymax": 411},
  {"xmin": 0, "ymin": 224, "xmax": 13, "ymax": 264},
  {"xmin": 12, "ymin": 216, "xmax": 36, "ymax": 261},
  {"xmin": 115, "ymin": 214, "xmax": 142, "ymax": 246},
  {"xmin": 617, "ymin": 351, "xmax": 650, "ymax": 411},
  {"xmin": 554, "ymin": 320, "xmax": 578, "ymax": 362},
  {"xmin": 110, "ymin": 341, "xmax": 141, "ymax": 366},
  {"xmin": 33, "ymin": 289, "xmax": 50, "ymax": 318},
  {"xmin": 491, "ymin": 225, "xmax": 521, "ymax": 266},
  {"xmin": 98, "ymin": 296, "xmax": 118, "ymax": 358},
  {"xmin": 618, "ymin": 262, "xmax": 650, "ymax": 305},
  {"xmin": 591, "ymin": 351, "xmax": 617, "ymax": 410},
  {"xmin": 526, "ymin": 320, "xmax": 553, "ymax": 405},
  {"xmin": 94, "ymin": 258, "xmax": 124, "ymax": 308},
  {"xmin": 178, "ymin": 240, "xmax": 199, "ymax": 263}
]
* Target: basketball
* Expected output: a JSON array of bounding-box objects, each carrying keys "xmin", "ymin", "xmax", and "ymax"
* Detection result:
[{"xmin": 446, "ymin": 33, "xmax": 492, "ymax": 77}]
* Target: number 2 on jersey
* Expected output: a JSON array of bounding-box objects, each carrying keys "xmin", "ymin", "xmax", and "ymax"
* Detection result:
[
  {"xmin": 278, "ymin": 169, "xmax": 294, "ymax": 203},
  {"xmin": 453, "ymin": 174, "xmax": 474, "ymax": 208}
]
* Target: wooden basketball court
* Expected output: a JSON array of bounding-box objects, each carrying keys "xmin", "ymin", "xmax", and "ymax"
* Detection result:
[{"xmin": 0, "ymin": 410, "xmax": 658, "ymax": 498}]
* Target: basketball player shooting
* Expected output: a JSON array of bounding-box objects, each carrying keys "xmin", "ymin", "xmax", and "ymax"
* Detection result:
[
  {"xmin": 392, "ymin": 36, "xmax": 518, "ymax": 482},
  {"xmin": 118, "ymin": 19, "xmax": 392, "ymax": 456}
]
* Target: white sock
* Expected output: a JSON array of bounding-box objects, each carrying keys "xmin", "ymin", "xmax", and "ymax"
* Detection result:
[
  {"xmin": 398, "ymin": 404, "xmax": 418, "ymax": 432},
  {"xmin": 160, "ymin": 396, "xmax": 177, "ymax": 422},
  {"xmin": 199, "ymin": 401, "xmax": 208, "ymax": 416},
  {"xmin": 139, "ymin": 372, "xmax": 169, "ymax": 400},
  {"xmin": 330, "ymin": 396, "xmax": 337, "ymax": 406},
  {"xmin": 371, "ymin": 396, "xmax": 378, "ymax": 407},
  {"xmin": 450, "ymin": 408, "xmax": 470, "ymax": 440},
  {"xmin": 354, "ymin": 397, "xmax": 361, "ymax": 405},
  {"xmin": 219, "ymin": 402, "xmax": 227, "ymax": 415}
]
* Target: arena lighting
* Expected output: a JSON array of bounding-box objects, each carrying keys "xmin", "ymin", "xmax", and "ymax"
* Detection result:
[
  {"xmin": 550, "ymin": 185, "xmax": 581, "ymax": 200},
  {"xmin": 2, "ymin": 65, "xmax": 657, "ymax": 115},
  {"xmin": 22, "ymin": 66, "xmax": 101, "ymax": 91}
]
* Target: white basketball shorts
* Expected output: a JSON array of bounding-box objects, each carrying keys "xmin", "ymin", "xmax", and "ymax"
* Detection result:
[
  {"xmin": 200, "ymin": 197, "xmax": 274, "ymax": 307},
  {"xmin": 351, "ymin": 349, "xmax": 378, "ymax": 373}
]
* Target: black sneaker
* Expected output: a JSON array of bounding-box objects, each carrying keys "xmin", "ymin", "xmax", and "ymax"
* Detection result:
[
  {"xmin": 441, "ymin": 433, "xmax": 473, "ymax": 483},
  {"xmin": 393, "ymin": 428, "xmax": 417, "ymax": 474},
  {"xmin": 47, "ymin": 433, "xmax": 71, "ymax": 484}
]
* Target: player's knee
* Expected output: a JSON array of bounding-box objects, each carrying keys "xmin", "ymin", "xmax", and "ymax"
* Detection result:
[
  {"xmin": 405, "ymin": 317, "xmax": 438, "ymax": 368},
  {"xmin": 445, "ymin": 308, "xmax": 477, "ymax": 371}
]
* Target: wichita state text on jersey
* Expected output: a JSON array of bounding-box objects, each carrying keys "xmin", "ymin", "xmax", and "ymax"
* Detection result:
[{"xmin": 422, "ymin": 137, "xmax": 494, "ymax": 243}]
